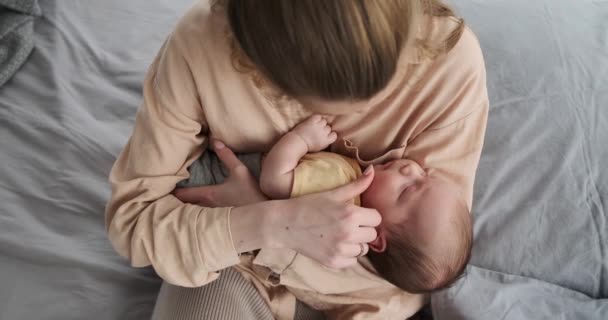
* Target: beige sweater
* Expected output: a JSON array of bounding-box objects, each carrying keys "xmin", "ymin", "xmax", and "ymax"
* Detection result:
[{"xmin": 105, "ymin": 1, "xmax": 488, "ymax": 319}]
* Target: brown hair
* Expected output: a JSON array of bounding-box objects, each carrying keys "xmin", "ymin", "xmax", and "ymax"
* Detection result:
[
  {"xmin": 367, "ymin": 204, "xmax": 473, "ymax": 294},
  {"xmin": 218, "ymin": 0, "xmax": 464, "ymax": 101}
]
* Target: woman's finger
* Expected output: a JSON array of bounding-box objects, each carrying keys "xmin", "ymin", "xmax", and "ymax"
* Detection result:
[
  {"xmin": 326, "ymin": 165, "xmax": 375, "ymax": 202},
  {"xmin": 349, "ymin": 226, "xmax": 378, "ymax": 244},
  {"xmin": 352, "ymin": 206, "xmax": 382, "ymax": 228},
  {"xmin": 339, "ymin": 242, "xmax": 369, "ymax": 258},
  {"xmin": 213, "ymin": 140, "xmax": 244, "ymax": 171},
  {"xmin": 173, "ymin": 186, "xmax": 213, "ymax": 204}
]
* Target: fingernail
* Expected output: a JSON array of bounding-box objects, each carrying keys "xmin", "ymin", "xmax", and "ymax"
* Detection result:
[
  {"xmin": 213, "ymin": 140, "xmax": 225, "ymax": 150},
  {"xmin": 363, "ymin": 165, "xmax": 373, "ymax": 176}
]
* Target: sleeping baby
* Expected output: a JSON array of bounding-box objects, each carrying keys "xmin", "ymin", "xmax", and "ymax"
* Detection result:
[
  {"xmin": 256, "ymin": 115, "xmax": 473, "ymax": 317},
  {"xmin": 177, "ymin": 115, "xmax": 473, "ymax": 319}
]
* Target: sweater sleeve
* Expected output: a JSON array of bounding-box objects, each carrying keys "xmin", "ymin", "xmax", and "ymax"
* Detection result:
[{"xmin": 105, "ymin": 29, "xmax": 239, "ymax": 287}]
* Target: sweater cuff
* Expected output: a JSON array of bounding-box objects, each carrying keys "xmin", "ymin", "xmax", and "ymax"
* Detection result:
[{"xmin": 194, "ymin": 206, "xmax": 241, "ymax": 271}]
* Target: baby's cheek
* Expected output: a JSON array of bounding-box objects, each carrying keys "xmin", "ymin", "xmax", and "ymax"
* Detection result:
[{"xmin": 361, "ymin": 183, "xmax": 383, "ymax": 208}]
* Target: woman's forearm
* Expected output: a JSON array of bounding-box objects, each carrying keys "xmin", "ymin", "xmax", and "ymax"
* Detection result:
[
  {"xmin": 230, "ymin": 170, "xmax": 381, "ymax": 270},
  {"xmin": 229, "ymin": 200, "xmax": 285, "ymax": 253}
]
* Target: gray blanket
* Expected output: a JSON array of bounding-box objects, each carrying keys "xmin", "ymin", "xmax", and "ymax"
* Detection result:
[
  {"xmin": 0, "ymin": 0, "xmax": 39, "ymax": 87},
  {"xmin": 178, "ymin": 153, "xmax": 262, "ymax": 188}
]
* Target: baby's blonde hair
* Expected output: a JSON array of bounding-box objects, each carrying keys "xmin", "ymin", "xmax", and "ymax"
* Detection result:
[{"xmin": 216, "ymin": 0, "xmax": 464, "ymax": 101}]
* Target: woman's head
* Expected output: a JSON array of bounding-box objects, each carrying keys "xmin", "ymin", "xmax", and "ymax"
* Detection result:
[{"xmin": 221, "ymin": 0, "xmax": 463, "ymax": 104}]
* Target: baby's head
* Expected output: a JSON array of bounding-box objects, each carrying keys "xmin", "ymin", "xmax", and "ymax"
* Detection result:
[{"xmin": 361, "ymin": 159, "xmax": 472, "ymax": 293}]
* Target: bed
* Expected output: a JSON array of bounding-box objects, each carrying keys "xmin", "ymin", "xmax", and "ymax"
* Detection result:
[{"xmin": 0, "ymin": 0, "xmax": 606, "ymax": 319}]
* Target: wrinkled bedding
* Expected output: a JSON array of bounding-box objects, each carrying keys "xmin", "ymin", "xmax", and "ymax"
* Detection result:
[
  {"xmin": 431, "ymin": 1, "xmax": 608, "ymax": 318},
  {"xmin": 0, "ymin": 0, "xmax": 40, "ymax": 87},
  {"xmin": 0, "ymin": 0, "xmax": 606, "ymax": 319}
]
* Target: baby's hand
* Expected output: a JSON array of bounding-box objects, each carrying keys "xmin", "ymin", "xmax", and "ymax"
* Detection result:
[{"xmin": 292, "ymin": 115, "xmax": 338, "ymax": 152}]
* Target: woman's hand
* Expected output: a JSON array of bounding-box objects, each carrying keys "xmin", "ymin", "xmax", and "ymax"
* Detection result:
[
  {"xmin": 178, "ymin": 140, "xmax": 382, "ymax": 268},
  {"xmin": 278, "ymin": 168, "xmax": 381, "ymax": 268},
  {"xmin": 173, "ymin": 141, "xmax": 268, "ymax": 207},
  {"xmin": 232, "ymin": 166, "xmax": 382, "ymax": 269}
]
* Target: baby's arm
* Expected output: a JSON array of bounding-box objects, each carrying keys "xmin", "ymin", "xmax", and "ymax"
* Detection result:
[{"xmin": 260, "ymin": 115, "xmax": 337, "ymax": 199}]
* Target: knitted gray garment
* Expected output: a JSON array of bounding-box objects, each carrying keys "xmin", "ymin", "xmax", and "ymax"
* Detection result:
[
  {"xmin": 0, "ymin": 0, "xmax": 39, "ymax": 88},
  {"xmin": 177, "ymin": 151, "xmax": 263, "ymax": 188},
  {"xmin": 0, "ymin": 0, "xmax": 40, "ymax": 15}
]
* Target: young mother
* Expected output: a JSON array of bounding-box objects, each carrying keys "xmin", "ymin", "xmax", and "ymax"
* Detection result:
[{"xmin": 105, "ymin": 0, "xmax": 488, "ymax": 319}]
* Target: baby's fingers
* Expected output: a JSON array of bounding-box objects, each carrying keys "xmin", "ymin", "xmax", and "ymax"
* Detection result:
[{"xmin": 328, "ymin": 131, "xmax": 338, "ymax": 142}]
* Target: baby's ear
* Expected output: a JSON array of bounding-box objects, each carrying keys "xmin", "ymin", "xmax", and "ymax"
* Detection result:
[{"xmin": 369, "ymin": 230, "xmax": 387, "ymax": 253}]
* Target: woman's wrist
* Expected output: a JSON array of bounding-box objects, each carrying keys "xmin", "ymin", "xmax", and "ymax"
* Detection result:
[{"xmin": 228, "ymin": 200, "xmax": 289, "ymax": 253}]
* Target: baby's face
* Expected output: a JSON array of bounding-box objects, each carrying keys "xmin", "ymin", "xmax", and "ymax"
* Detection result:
[
  {"xmin": 361, "ymin": 159, "xmax": 427, "ymax": 224},
  {"xmin": 361, "ymin": 159, "xmax": 463, "ymax": 237}
]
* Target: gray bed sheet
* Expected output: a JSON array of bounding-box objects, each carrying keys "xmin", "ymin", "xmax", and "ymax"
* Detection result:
[
  {"xmin": 0, "ymin": 0, "xmax": 606, "ymax": 319},
  {"xmin": 0, "ymin": 1, "xmax": 192, "ymax": 319},
  {"xmin": 432, "ymin": 1, "xmax": 608, "ymax": 319}
]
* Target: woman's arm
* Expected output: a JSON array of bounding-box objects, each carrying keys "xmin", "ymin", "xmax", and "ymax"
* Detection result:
[
  {"xmin": 107, "ymin": 30, "xmax": 381, "ymax": 287},
  {"xmin": 175, "ymin": 143, "xmax": 381, "ymax": 268},
  {"xmin": 105, "ymin": 31, "xmax": 247, "ymax": 287}
]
